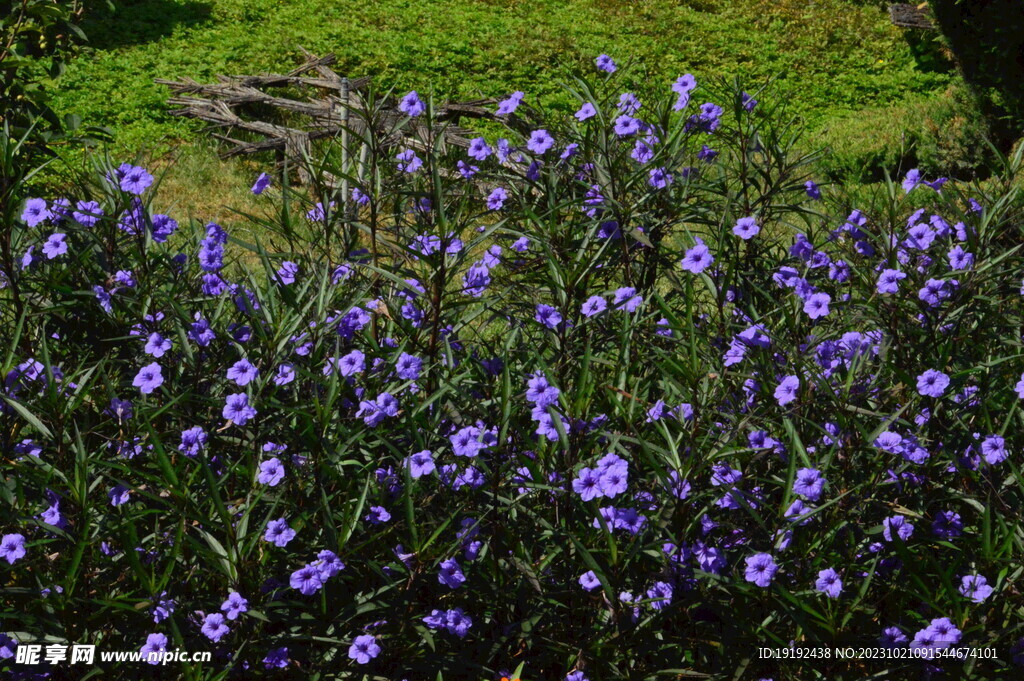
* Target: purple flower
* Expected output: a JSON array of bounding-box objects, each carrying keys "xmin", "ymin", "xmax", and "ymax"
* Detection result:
[
  {"xmin": 743, "ymin": 553, "xmax": 778, "ymax": 587},
  {"xmin": 263, "ymin": 647, "xmax": 289, "ymax": 669},
  {"xmin": 575, "ymin": 102, "xmax": 597, "ymax": 121},
  {"xmin": 596, "ymin": 54, "xmax": 617, "ymax": 73},
  {"xmin": 119, "ymin": 165, "xmax": 155, "ymax": 194},
  {"xmin": 581, "ymin": 295, "xmax": 607, "ymax": 317},
  {"xmin": 290, "ymin": 564, "xmax": 324, "ymax": 595},
  {"xmin": 981, "ymin": 435, "xmax": 1007, "ymax": 464},
  {"xmin": 496, "ymin": 91, "xmax": 524, "ymax": 115},
  {"xmin": 42, "ymin": 233, "xmax": 68, "ymax": 259},
  {"xmin": 535, "ymin": 303, "xmax": 562, "ymax": 329},
  {"xmin": 22, "ymin": 198, "xmax": 52, "ymax": 227},
  {"xmin": 264, "ymin": 518, "xmax": 296, "ymax": 547},
  {"xmin": 108, "ymin": 484, "xmax": 131, "ymax": 507},
  {"xmin": 251, "ymin": 172, "xmax": 271, "ymax": 195},
  {"xmin": 396, "ymin": 149, "xmax": 422, "ymax": 173},
  {"xmin": 487, "ymin": 187, "xmax": 508, "ymax": 210},
  {"xmin": 144, "ymin": 333, "xmax": 172, "ymax": 358},
  {"xmin": 882, "ymin": 515, "xmax": 914, "ymax": 542},
  {"xmin": 805, "ymin": 181, "xmax": 821, "ymax": 200},
  {"xmin": 179, "ymin": 426, "xmax": 207, "ymax": 457},
  {"xmin": 276, "ymin": 261, "xmax": 299, "ymax": 285},
  {"xmin": 527, "ymin": 129, "xmax": 554, "ymax": 154},
  {"xmin": 902, "ymin": 168, "xmax": 921, "ymax": 194},
  {"xmin": 579, "ymin": 570, "xmax": 600, "ymax": 591},
  {"xmin": 73, "ymin": 200, "xmax": 104, "ymax": 227},
  {"xmin": 405, "ymin": 450, "xmax": 435, "ymax": 478},
  {"xmin": 467, "ymin": 137, "xmax": 492, "ymax": 161},
  {"xmin": 201, "ymin": 613, "xmax": 229, "ymax": 642},
  {"xmin": 803, "ymin": 292, "xmax": 831, "ymax": 319},
  {"xmin": 399, "ymin": 90, "xmax": 426, "ymax": 117},
  {"xmin": 395, "ymin": 352, "xmax": 422, "ymax": 380},
  {"xmin": 733, "ymin": 216, "xmax": 760, "ymax": 240},
  {"xmin": 681, "ymin": 238, "xmax": 714, "ymax": 274},
  {"xmin": 227, "ymin": 359, "xmax": 259, "ymax": 386},
  {"xmin": 876, "ymin": 269, "xmax": 906, "ymax": 294},
  {"xmin": 275, "ymin": 363, "xmax": 296, "ymax": 386},
  {"xmin": 959, "ymin": 574, "xmax": 994, "ymax": 603},
  {"xmin": 348, "ymin": 635, "xmax": 380, "ymax": 664},
  {"xmin": 793, "ymin": 468, "xmax": 825, "ymax": 501},
  {"xmin": 815, "ymin": 568, "xmax": 843, "ymax": 598},
  {"xmin": 0, "ymin": 533, "xmax": 26, "ymax": 564},
  {"xmin": 648, "ymin": 167, "xmax": 672, "ymax": 188},
  {"xmin": 133, "ymin": 363, "xmax": 164, "ymax": 395},
  {"xmin": 221, "ymin": 591, "xmax": 249, "ymax": 620},
  {"xmin": 223, "ymin": 393, "xmax": 257, "ymax": 425},
  {"xmin": 774, "ymin": 375, "xmax": 799, "ymax": 406},
  {"xmin": 917, "ymin": 370, "xmax": 950, "ymax": 398},
  {"xmin": 140, "ymin": 633, "xmax": 167, "ymax": 664},
  {"xmin": 613, "ymin": 115, "xmax": 641, "ymax": 136},
  {"xmin": 258, "ymin": 458, "xmax": 285, "ymax": 486},
  {"xmin": 365, "ymin": 505, "xmax": 391, "ymax": 525},
  {"xmin": 438, "ymin": 557, "xmax": 466, "ymax": 589}
]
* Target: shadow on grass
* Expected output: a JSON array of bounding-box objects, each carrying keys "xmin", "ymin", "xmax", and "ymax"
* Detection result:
[{"xmin": 81, "ymin": 0, "xmax": 214, "ymax": 50}]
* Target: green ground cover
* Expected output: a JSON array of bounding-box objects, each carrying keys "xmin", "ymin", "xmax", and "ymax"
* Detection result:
[{"xmin": 54, "ymin": 0, "xmax": 951, "ymax": 149}]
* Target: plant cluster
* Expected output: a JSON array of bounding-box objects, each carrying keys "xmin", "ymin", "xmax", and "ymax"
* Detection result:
[{"xmin": 2, "ymin": 56, "xmax": 1024, "ymax": 681}]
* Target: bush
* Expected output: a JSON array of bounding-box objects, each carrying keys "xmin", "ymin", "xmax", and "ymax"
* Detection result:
[
  {"xmin": 2, "ymin": 60, "xmax": 1024, "ymax": 680},
  {"xmin": 810, "ymin": 85, "xmax": 995, "ymax": 184}
]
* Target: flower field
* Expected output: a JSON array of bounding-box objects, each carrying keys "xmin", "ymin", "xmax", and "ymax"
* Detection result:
[{"xmin": 2, "ymin": 55, "xmax": 1024, "ymax": 680}]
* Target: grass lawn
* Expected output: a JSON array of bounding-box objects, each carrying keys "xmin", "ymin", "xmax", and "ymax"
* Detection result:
[{"xmin": 45, "ymin": 0, "xmax": 955, "ymax": 215}]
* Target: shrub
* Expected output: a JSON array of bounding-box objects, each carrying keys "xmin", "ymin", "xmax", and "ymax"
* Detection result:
[{"xmin": 1, "ymin": 60, "xmax": 1023, "ymax": 680}]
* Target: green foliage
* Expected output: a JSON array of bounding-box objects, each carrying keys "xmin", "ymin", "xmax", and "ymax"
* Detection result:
[
  {"xmin": 50, "ymin": 0, "xmax": 952, "ymax": 155},
  {"xmin": 809, "ymin": 85, "xmax": 995, "ymax": 184}
]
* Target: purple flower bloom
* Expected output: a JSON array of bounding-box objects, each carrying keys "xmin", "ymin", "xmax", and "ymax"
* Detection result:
[
  {"xmin": 496, "ymin": 91, "xmax": 524, "ymax": 115},
  {"xmin": 744, "ymin": 553, "xmax": 778, "ymax": 587},
  {"xmin": 227, "ymin": 359, "xmax": 259, "ymax": 386},
  {"xmin": 263, "ymin": 647, "xmax": 289, "ymax": 669},
  {"xmin": 487, "ymin": 187, "xmax": 508, "ymax": 210},
  {"xmin": 681, "ymin": 238, "xmax": 714, "ymax": 274},
  {"xmin": 223, "ymin": 392, "xmax": 257, "ymax": 425},
  {"xmin": 467, "ymin": 137, "xmax": 492, "ymax": 161},
  {"xmin": 348, "ymin": 634, "xmax": 380, "ymax": 664},
  {"xmin": 959, "ymin": 574, "xmax": 994, "ymax": 603},
  {"xmin": 42, "ymin": 233, "xmax": 68, "ymax": 259},
  {"xmin": 579, "ymin": 570, "xmax": 600, "ymax": 591},
  {"xmin": 22, "ymin": 198, "xmax": 52, "ymax": 227},
  {"xmin": 805, "ymin": 180, "xmax": 821, "ymax": 200},
  {"xmin": 73, "ymin": 200, "xmax": 104, "ymax": 227},
  {"xmin": 140, "ymin": 633, "xmax": 167, "ymax": 664},
  {"xmin": 438, "ymin": 557, "xmax": 466, "ymax": 589},
  {"xmin": 815, "ymin": 568, "xmax": 842, "ymax": 598},
  {"xmin": 221, "ymin": 591, "xmax": 249, "ymax": 620},
  {"xmin": 396, "ymin": 149, "xmax": 422, "ymax": 173},
  {"xmin": 917, "ymin": 370, "xmax": 950, "ymax": 398},
  {"xmin": 108, "ymin": 484, "xmax": 131, "ymax": 507},
  {"xmin": 258, "ymin": 457, "xmax": 285, "ymax": 486},
  {"xmin": 133, "ymin": 363, "xmax": 164, "ymax": 395},
  {"xmin": 648, "ymin": 167, "xmax": 672, "ymax": 188},
  {"xmin": 876, "ymin": 268, "xmax": 906, "ymax": 294},
  {"xmin": 535, "ymin": 303, "xmax": 562, "ymax": 329},
  {"xmin": 527, "ymin": 129, "xmax": 554, "ymax": 154},
  {"xmin": 0, "ymin": 533, "xmax": 26, "ymax": 564},
  {"xmin": 803, "ymin": 292, "xmax": 831, "ymax": 319},
  {"xmin": 613, "ymin": 115, "xmax": 641, "ymax": 136},
  {"xmin": 774, "ymin": 375, "xmax": 799, "ymax": 406},
  {"xmin": 794, "ymin": 468, "xmax": 825, "ymax": 501},
  {"xmin": 290, "ymin": 564, "xmax": 324, "ymax": 595},
  {"xmin": 251, "ymin": 172, "xmax": 271, "ymax": 195},
  {"xmin": 264, "ymin": 517, "xmax": 296, "ymax": 547},
  {"xmin": 201, "ymin": 613, "xmax": 229, "ymax": 642},
  {"xmin": 981, "ymin": 435, "xmax": 1007, "ymax": 464},
  {"xmin": 902, "ymin": 168, "xmax": 921, "ymax": 194},
  {"xmin": 733, "ymin": 216, "xmax": 760, "ymax": 240},
  {"xmin": 405, "ymin": 450, "xmax": 435, "ymax": 478},
  {"xmin": 882, "ymin": 515, "xmax": 914, "ymax": 542},
  {"xmin": 596, "ymin": 54, "xmax": 616, "ymax": 72},
  {"xmin": 581, "ymin": 295, "xmax": 607, "ymax": 317},
  {"xmin": 575, "ymin": 102, "xmax": 597, "ymax": 121},
  {"xmin": 120, "ymin": 165, "xmax": 155, "ymax": 194},
  {"xmin": 399, "ymin": 90, "xmax": 426, "ymax": 117}
]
